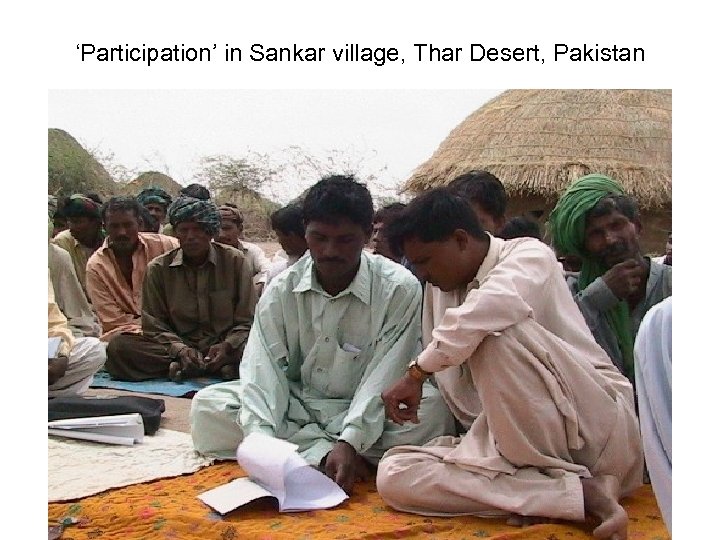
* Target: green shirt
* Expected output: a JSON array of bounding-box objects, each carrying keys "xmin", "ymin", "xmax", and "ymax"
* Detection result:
[{"xmin": 238, "ymin": 251, "xmax": 423, "ymax": 465}]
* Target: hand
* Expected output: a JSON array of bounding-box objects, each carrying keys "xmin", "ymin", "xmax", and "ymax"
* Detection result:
[
  {"xmin": 178, "ymin": 347, "xmax": 205, "ymax": 371},
  {"xmin": 48, "ymin": 356, "xmax": 69, "ymax": 386},
  {"xmin": 382, "ymin": 373, "xmax": 424, "ymax": 425},
  {"xmin": 602, "ymin": 259, "xmax": 646, "ymax": 300},
  {"xmin": 203, "ymin": 342, "xmax": 235, "ymax": 372},
  {"xmin": 323, "ymin": 441, "xmax": 361, "ymax": 494}
]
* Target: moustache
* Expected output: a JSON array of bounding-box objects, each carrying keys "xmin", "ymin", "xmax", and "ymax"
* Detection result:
[
  {"xmin": 318, "ymin": 257, "xmax": 345, "ymax": 264},
  {"xmin": 600, "ymin": 241, "xmax": 628, "ymax": 259}
]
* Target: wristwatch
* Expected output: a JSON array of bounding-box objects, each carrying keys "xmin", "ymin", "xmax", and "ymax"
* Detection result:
[{"xmin": 407, "ymin": 359, "xmax": 430, "ymax": 381}]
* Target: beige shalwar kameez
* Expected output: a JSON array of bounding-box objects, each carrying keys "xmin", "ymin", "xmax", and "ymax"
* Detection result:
[{"xmin": 376, "ymin": 236, "xmax": 642, "ymax": 521}]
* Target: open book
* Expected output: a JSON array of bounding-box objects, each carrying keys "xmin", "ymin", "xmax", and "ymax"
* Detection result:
[
  {"xmin": 198, "ymin": 432, "xmax": 348, "ymax": 513},
  {"xmin": 48, "ymin": 413, "xmax": 145, "ymax": 446}
]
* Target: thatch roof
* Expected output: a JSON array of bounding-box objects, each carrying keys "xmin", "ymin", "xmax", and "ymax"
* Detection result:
[
  {"xmin": 123, "ymin": 171, "xmax": 183, "ymax": 197},
  {"xmin": 405, "ymin": 90, "xmax": 671, "ymax": 210}
]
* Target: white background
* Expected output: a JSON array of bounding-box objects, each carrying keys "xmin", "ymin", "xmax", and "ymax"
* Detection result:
[{"xmin": 3, "ymin": 1, "xmax": 713, "ymax": 537}]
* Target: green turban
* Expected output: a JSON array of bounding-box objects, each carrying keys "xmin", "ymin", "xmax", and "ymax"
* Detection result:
[
  {"xmin": 167, "ymin": 196, "xmax": 221, "ymax": 236},
  {"xmin": 547, "ymin": 174, "xmax": 634, "ymax": 376},
  {"xmin": 63, "ymin": 194, "xmax": 101, "ymax": 219},
  {"xmin": 137, "ymin": 187, "xmax": 172, "ymax": 208}
]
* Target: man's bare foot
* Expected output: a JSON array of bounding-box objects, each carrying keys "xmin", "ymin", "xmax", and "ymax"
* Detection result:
[
  {"xmin": 219, "ymin": 364, "xmax": 239, "ymax": 380},
  {"xmin": 168, "ymin": 361, "xmax": 184, "ymax": 382},
  {"xmin": 506, "ymin": 514, "xmax": 551, "ymax": 527},
  {"xmin": 581, "ymin": 475, "xmax": 628, "ymax": 540}
]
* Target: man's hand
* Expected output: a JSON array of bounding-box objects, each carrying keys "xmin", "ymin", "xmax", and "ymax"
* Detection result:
[
  {"xmin": 178, "ymin": 347, "xmax": 205, "ymax": 371},
  {"xmin": 204, "ymin": 342, "xmax": 235, "ymax": 372},
  {"xmin": 48, "ymin": 356, "xmax": 69, "ymax": 386},
  {"xmin": 382, "ymin": 373, "xmax": 424, "ymax": 425},
  {"xmin": 602, "ymin": 259, "xmax": 646, "ymax": 300},
  {"xmin": 323, "ymin": 441, "xmax": 364, "ymax": 494}
]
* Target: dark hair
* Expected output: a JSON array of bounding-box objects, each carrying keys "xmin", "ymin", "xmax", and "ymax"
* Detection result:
[
  {"xmin": 498, "ymin": 216, "xmax": 542, "ymax": 240},
  {"xmin": 302, "ymin": 175, "xmax": 374, "ymax": 231},
  {"xmin": 447, "ymin": 170, "xmax": 507, "ymax": 220},
  {"xmin": 138, "ymin": 205, "xmax": 159, "ymax": 232},
  {"xmin": 386, "ymin": 188, "xmax": 486, "ymax": 256},
  {"xmin": 101, "ymin": 196, "xmax": 144, "ymax": 222},
  {"xmin": 180, "ymin": 183, "xmax": 211, "ymax": 200},
  {"xmin": 373, "ymin": 202, "xmax": 407, "ymax": 225},
  {"xmin": 586, "ymin": 194, "xmax": 640, "ymax": 224},
  {"xmin": 271, "ymin": 204, "xmax": 305, "ymax": 236}
]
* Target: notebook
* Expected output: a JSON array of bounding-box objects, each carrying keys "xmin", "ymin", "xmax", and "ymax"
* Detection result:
[
  {"xmin": 48, "ymin": 413, "xmax": 145, "ymax": 446},
  {"xmin": 198, "ymin": 432, "xmax": 348, "ymax": 513}
]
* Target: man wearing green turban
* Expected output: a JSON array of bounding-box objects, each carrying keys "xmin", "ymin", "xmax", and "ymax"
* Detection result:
[
  {"xmin": 547, "ymin": 174, "xmax": 672, "ymax": 382},
  {"xmin": 137, "ymin": 187, "xmax": 173, "ymax": 231}
]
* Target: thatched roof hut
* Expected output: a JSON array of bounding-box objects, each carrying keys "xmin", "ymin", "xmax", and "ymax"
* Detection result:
[{"xmin": 405, "ymin": 89, "xmax": 672, "ymax": 253}]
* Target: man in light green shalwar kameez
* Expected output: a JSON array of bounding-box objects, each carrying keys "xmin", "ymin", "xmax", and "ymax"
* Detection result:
[{"xmin": 190, "ymin": 176, "xmax": 455, "ymax": 493}]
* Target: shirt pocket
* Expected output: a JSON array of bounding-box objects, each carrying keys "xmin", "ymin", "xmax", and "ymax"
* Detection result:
[{"xmin": 326, "ymin": 344, "xmax": 363, "ymax": 398}]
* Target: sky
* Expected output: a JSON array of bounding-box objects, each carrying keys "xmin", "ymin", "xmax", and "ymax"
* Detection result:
[{"xmin": 48, "ymin": 89, "xmax": 503, "ymax": 203}]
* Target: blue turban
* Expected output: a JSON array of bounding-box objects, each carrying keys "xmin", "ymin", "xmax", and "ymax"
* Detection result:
[{"xmin": 167, "ymin": 196, "xmax": 220, "ymax": 235}]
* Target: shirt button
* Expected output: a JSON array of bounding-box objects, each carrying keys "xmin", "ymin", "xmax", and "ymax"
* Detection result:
[{"xmin": 324, "ymin": 337, "xmax": 329, "ymax": 343}]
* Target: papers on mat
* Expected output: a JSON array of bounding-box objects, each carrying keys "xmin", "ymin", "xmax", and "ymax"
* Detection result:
[
  {"xmin": 48, "ymin": 413, "xmax": 144, "ymax": 445},
  {"xmin": 198, "ymin": 432, "xmax": 348, "ymax": 513},
  {"xmin": 48, "ymin": 337, "xmax": 62, "ymax": 358}
]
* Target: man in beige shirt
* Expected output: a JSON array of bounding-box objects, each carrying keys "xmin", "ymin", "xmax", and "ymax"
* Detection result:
[
  {"xmin": 48, "ymin": 270, "xmax": 106, "ymax": 397},
  {"xmin": 105, "ymin": 196, "xmax": 257, "ymax": 381},
  {"xmin": 86, "ymin": 196, "xmax": 179, "ymax": 342},
  {"xmin": 378, "ymin": 189, "xmax": 642, "ymax": 540},
  {"xmin": 52, "ymin": 194, "xmax": 106, "ymax": 295}
]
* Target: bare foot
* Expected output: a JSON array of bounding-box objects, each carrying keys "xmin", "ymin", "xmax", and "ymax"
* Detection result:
[
  {"xmin": 168, "ymin": 361, "xmax": 184, "ymax": 382},
  {"xmin": 581, "ymin": 475, "xmax": 628, "ymax": 540},
  {"xmin": 506, "ymin": 514, "xmax": 551, "ymax": 527}
]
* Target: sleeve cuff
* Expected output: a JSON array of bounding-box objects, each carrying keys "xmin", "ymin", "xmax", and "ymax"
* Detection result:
[
  {"xmin": 301, "ymin": 439, "xmax": 337, "ymax": 467},
  {"xmin": 416, "ymin": 346, "xmax": 451, "ymax": 374},
  {"xmin": 339, "ymin": 426, "xmax": 366, "ymax": 453},
  {"xmin": 580, "ymin": 277, "xmax": 620, "ymax": 311}
]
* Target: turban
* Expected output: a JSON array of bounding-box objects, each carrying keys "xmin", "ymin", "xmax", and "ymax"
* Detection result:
[
  {"xmin": 63, "ymin": 194, "xmax": 101, "ymax": 219},
  {"xmin": 218, "ymin": 205, "xmax": 244, "ymax": 225},
  {"xmin": 167, "ymin": 196, "xmax": 221, "ymax": 235},
  {"xmin": 547, "ymin": 174, "xmax": 633, "ymax": 373},
  {"xmin": 137, "ymin": 187, "xmax": 172, "ymax": 208}
]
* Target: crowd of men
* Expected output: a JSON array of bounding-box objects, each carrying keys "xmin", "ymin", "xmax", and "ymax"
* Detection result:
[{"xmin": 48, "ymin": 171, "xmax": 672, "ymax": 539}]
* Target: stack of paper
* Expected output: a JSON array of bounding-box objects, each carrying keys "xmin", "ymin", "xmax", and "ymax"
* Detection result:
[
  {"xmin": 198, "ymin": 432, "xmax": 348, "ymax": 513},
  {"xmin": 48, "ymin": 413, "xmax": 145, "ymax": 446}
]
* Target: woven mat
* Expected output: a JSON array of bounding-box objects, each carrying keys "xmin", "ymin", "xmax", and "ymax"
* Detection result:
[
  {"xmin": 48, "ymin": 462, "xmax": 670, "ymax": 539},
  {"xmin": 91, "ymin": 371, "xmax": 223, "ymax": 398},
  {"xmin": 49, "ymin": 429, "xmax": 214, "ymax": 502}
]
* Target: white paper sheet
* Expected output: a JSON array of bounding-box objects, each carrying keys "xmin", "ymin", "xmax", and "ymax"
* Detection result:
[{"xmin": 199, "ymin": 432, "xmax": 348, "ymax": 514}]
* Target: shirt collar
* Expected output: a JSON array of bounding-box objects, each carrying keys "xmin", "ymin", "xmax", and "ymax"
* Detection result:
[
  {"xmin": 169, "ymin": 242, "xmax": 218, "ymax": 267},
  {"xmin": 468, "ymin": 233, "xmax": 502, "ymax": 291},
  {"xmin": 293, "ymin": 251, "xmax": 372, "ymax": 305}
]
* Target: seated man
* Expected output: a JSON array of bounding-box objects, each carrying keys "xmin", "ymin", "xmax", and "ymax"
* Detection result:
[
  {"xmin": 191, "ymin": 176, "xmax": 455, "ymax": 494},
  {"xmin": 634, "ymin": 296, "xmax": 672, "ymax": 530},
  {"xmin": 377, "ymin": 189, "xmax": 642, "ymax": 540},
  {"xmin": 52, "ymin": 194, "xmax": 106, "ymax": 295},
  {"xmin": 86, "ymin": 197, "xmax": 178, "ymax": 342},
  {"xmin": 370, "ymin": 202, "xmax": 407, "ymax": 263},
  {"xmin": 215, "ymin": 204, "xmax": 271, "ymax": 293},
  {"xmin": 48, "ymin": 198, "xmax": 100, "ymax": 338},
  {"xmin": 137, "ymin": 187, "xmax": 172, "ymax": 233},
  {"xmin": 48, "ymin": 270, "xmax": 106, "ymax": 397},
  {"xmin": 266, "ymin": 203, "xmax": 308, "ymax": 285},
  {"xmin": 548, "ymin": 174, "xmax": 672, "ymax": 382},
  {"xmin": 105, "ymin": 196, "xmax": 257, "ymax": 381}
]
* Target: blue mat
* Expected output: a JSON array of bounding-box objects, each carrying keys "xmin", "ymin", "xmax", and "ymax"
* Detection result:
[{"xmin": 90, "ymin": 371, "xmax": 223, "ymax": 397}]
